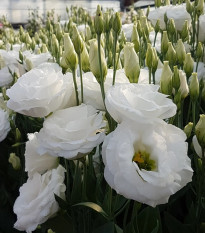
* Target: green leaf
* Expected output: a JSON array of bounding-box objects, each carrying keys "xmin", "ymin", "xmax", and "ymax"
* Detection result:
[
  {"xmin": 54, "ymin": 194, "xmax": 68, "ymax": 210},
  {"xmin": 115, "ymin": 224, "xmax": 123, "ymax": 233},
  {"xmin": 73, "ymin": 202, "xmax": 109, "ymax": 219}
]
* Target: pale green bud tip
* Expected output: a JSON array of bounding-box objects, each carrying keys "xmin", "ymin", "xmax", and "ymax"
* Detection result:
[
  {"xmin": 160, "ymin": 61, "xmax": 172, "ymax": 95},
  {"xmin": 112, "ymin": 12, "xmax": 122, "ymax": 34},
  {"xmin": 172, "ymin": 66, "xmax": 180, "ymax": 90},
  {"xmin": 184, "ymin": 122, "xmax": 193, "ymax": 138},
  {"xmin": 95, "ymin": 5, "xmax": 104, "ymax": 35},
  {"xmin": 196, "ymin": 42, "xmax": 203, "ymax": 59},
  {"xmin": 195, "ymin": 114, "xmax": 205, "ymax": 149},
  {"xmin": 196, "ymin": 0, "xmax": 204, "ymax": 16},
  {"xmin": 155, "ymin": 20, "xmax": 160, "ymax": 33},
  {"xmin": 72, "ymin": 25, "xmax": 83, "ymax": 54},
  {"xmin": 47, "ymin": 229, "xmax": 55, "ymax": 233},
  {"xmin": 189, "ymin": 72, "xmax": 199, "ymax": 101},
  {"xmin": 184, "ymin": 53, "xmax": 194, "ymax": 78},
  {"xmin": 146, "ymin": 43, "xmax": 153, "ymax": 69},
  {"xmin": 9, "ymin": 153, "xmax": 21, "ymax": 170}
]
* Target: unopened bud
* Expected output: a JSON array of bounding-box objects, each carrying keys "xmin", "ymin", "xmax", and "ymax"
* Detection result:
[
  {"xmin": 168, "ymin": 19, "xmax": 176, "ymax": 35},
  {"xmin": 184, "ymin": 122, "xmax": 193, "ymax": 138},
  {"xmin": 51, "ymin": 34, "xmax": 59, "ymax": 58},
  {"xmin": 137, "ymin": 20, "xmax": 143, "ymax": 38},
  {"xmin": 41, "ymin": 44, "xmax": 48, "ymax": 53},
  {"xmin": 186, "ymin": 0, "xmax": 194, "ymax": 14},
  {"xmin": 103, "ymin": 12, "xmax": 110, "ymax": 33},
  {"xmin": 183, "ymin": 53, "xmax": 194, "ymax": 78},
  {"xmin": 25, "ymin": 59, "xmax": 33, "ymax": 71},
  {"xmin": 166, "ymin": 42, "xmax": 176, "ymax": 67},
  {"xmin": 72, "ymin": 25, "xmax": 83, "ymax": 54},
  {"xmin": 160, "ymin": 61, "xmax": 172, "ymax": 95},
  {"xmin": 196, "ymin": 0, "xmax": 204, "ymax": 16},
  {"xmin": 195, "ymin": 114, "xmax": 205, "ymax": 149},
  {"xmin": 112, "ymin": 12, "xmax": 122, "ymax": 35},
  {"xmin": 81, "ymin": 42, "xmax": 90, "ymax": 72},
  {"xmin": 161, "ymin": 31, "xmax": 169, "ymax": 55},
  {"xmin": 34, "ymin": 32, "xmax": 40, "ymax": 44},
  {"xmin": 56, "ymin": 22, "xmax": 63, "ymax": 42},
  {"xmin": 154, "ymin": 19, "xmax": 160, "ymax": 33},
  {"xmin": 146, "ymin": 43, "xmax": 153, "ymax": 69},
  {"xmin": 165, "ymin": 0, "xmax": 170, "ymax": 5},
  {"xmin": 94, "ymin": 5, "xmax": 104, "ymax": 35},
  {"xmin": 196, "ymin": 42, "xmax": 203, "ymax": 59},
  {"xmin": 9, "ymin": 153, "xmax": 21, "ymax": 170},
  {"xmin": 179, "ymin": 70, "xmax": 189, "ymax": 99},
  {"xmin": 124, "ymin": 42, "xmax": 140, "ymax": 83},
  {"xmin": 172, "ymin": 66, "xmax": 180, "ymax": 90},
  {"xmin": 176, "ymin": 39, "xmax": 186, "ymax": 66},
  {"xmin": 140, "ymin": 16, "xmax": 149, "ymax": 37},
  {"xmin": 131, "ymin": 25, "xmax": 140, "ymax": 53},
  {"xmin": 189, "ymin": 73, "xmax": 199, "ymax": 101},
  {"xmin": 25, "ymin": 32, "xmax": 32, "ymax": 45},
  {"xmin": 152, "ymin": 47, "xmax": 158, "ymax": 74},
  {"xmin": 181, "ymin": 20, "xmax": 189, "ymax": 41},
  {"xmin": 155, "ymin": 0, "xmax": 161, "ymax": 7}
]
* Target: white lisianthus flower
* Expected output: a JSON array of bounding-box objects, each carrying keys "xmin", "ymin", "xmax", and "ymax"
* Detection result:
[
  {"xmin": 37, "ymin": 104, "xmax": 105, "ymax": 159},
  {"xmin": 13, "ymin": 165, "xmax": 66, "ymax": 233},
  {"xmin": 166, "ymin": 5, "xmax": 191, "ymax": 31},
  {"xmin": 0, "ymin": 66, "xmax": 14, "ymax": 87},
  {"xmin": 0, "ymin": 49, "xmax": 19, "ymax": 67},
  {"xmin": 148, "ymin": 6, "xmax": 171, "ymax": 30},
  {"xmin": 22, "ymin": 50, "xmax": 52, "ymax": 70},
  {"xmin": 105, "ymin": 83, "xmax": 176, "ymax": 123},
  {"xmin": 121, "ymin": 23, "xmax": 134, "ymax": 41},
  {"xmin": 25, "ymin": 133, "xmax": 58, "ymax": 178},
  {"xmin": 179, "ymin": 70, "xmax": 189, "ymax": 99},
  {"xmin": 198, "ymin": 15, "xmax": 205, "ymax": 42},
  {"xmin": 79, "ymin": 69, "xmax": 129, "ymax": 110},
  {"xmin": 102, "ymin": 121, "xmax": 193, "ymax": 207},
  {"xmin": 0, "ymin": 108, "xmax": 10, "ymax": 142},
  {"xmin": 6, "ymin": 63, "xmax": 74, "ymax": 117}
]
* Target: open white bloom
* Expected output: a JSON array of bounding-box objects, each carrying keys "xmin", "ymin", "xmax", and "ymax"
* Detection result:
[
  {"xmin": 0, "ymin": 108, "xmax": 10, "ymax": 142},
  {"xmin": 138, "ymin": 68, "xmax": 162, "ymax": 84},
  {"xmin": 192, "ymin": 135, "xmax": 202, "ymax": 158},
  {"xmin": 14, "ymin": 165, "xmax": 66, "ymax": 233},
  {"xmin": 102, "ymin": 121, "xmax": 193, "ymax": 207},
  {"xmin": 199, "ymin": 15, "xmax": 205, "ymax": 42},
  {"xmin": 79, "ymin": 69, "xmax": 129, "ymax": 110},
  {"xmin": 25, "ymin": 133, "xmax": 58, "ymax": 178},
  {"xmin": 37, "ymin": 104, "xmax": 105, "ymax": 159},
  {"xmin": 6, "ymin": 63, "xmax": 74, "ymax": 117},
  {"xmin": 22, "ymin": 50, "xmax": 52, "ymax": 70},
  {"xmin": 166, "ymin": 5, "xmax": 191, "ymax": 31},
  {"xmin": 105, "ymin": 83, "xmax": 176, "ymax": 123},
  {"xmin": 0, "ymin": 66, "xmax": 14, "ymax": 87},
  {"xmin": 121, "ymin": 23, "xmax": 134, "ymax": 41},
  {"xmin": 179, "ymin": 70, "xmax": 189, "ymax": 99}
]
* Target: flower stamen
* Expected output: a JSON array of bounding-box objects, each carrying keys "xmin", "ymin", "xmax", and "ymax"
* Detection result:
[{"xmin": 133, "ymin": 151, "xmax": 156, "ymax": 171}]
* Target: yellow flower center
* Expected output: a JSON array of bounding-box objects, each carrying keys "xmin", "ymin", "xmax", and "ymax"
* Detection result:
[{"xmin": 133, "ymin": 151, "xmax": 156, "ymax": 171}]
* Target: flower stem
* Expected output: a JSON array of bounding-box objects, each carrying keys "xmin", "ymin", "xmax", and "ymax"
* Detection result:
[
  {"xmin": 192, "ymin": 100, "xmax": 196, "ymax": 131},
  {"xmin": 72, "ymin": 69, "xmax": 79, "ymax": 106},
  {"xmin": 148, "ymin": 68, "xmax": 152, "ymax": 84}
]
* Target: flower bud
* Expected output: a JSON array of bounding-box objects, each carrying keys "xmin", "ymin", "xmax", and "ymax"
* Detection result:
[
  {"xmin": 124, "ymin": 42, "xmax": 140, "ymax": 83},
  {"xmin": 155, "ymin": 0, "xmax": 161, "ymax": 7},
  {"xmin": 34, "ymin": 32, "xmax": 40, "ymax": 44},
  {"xmin": 152, "ymin": 47, "xmax": 158, "ymax": 74},
  {"xmin": 181, "ymin": 20, "xmax": 189, "ymax": 42},
  {"xmin": 165, "ymin": 0, "xmax": 170, "ymax": 5},
  {"xmin": 154, "ymin": 19, "xmax": 160, "ymax": 33},
  {"xmin": 146, "ymin": 43, "xmax": 153, "ymax": 69},
  {"xmin": 172, "ymin": 66, "xmax": 180, "ymax": 90},
  {"xmin": 25, "ymin": 32, "xmax": 32, "ymax": 45},
  {"xmin": 168, "ymin": 19, "xmax": 176, "ymax": 35},
  {"xmin": 72, "ymin": 25, "xmax": 83, "ymax": 55},
  {"xmin": 41, "ymin": 44, "xmax": 48, "ymax": 53},
  {"xmin": 63, "ymin": 33, "xmax": 78, "ymax": 71},
  {"xmin": 47, "ymin": 230, "xmax": 55, "ymax": 233},
  {"xmin": 81, "ymin": 42, "xmax": 90, "ymax": 72},
  {"xmin": 94, "ymin": 5, "xmax": 104, "ymax": 35},
  {"xmin": 25, "ymin": 59, "xmax": 33, "ymax": 71},
  {"xmin": 140, "ymin": 16, "xmax": 149, "ymax": 37},
  {"xmin": 112, "ymin": 12, "xmax": 122, "ymax": 35},
  {"xmin": 166, "ymin": 42, "xmax": 176, "ymax": 67},
  {"xmin": 184, "ymin": 122, "xmax": 193, "ymax": 138},
  {"xmin": 189, "ymin": 73, "xmax": 199, "ymax": 101},
  {"xmin": 176, "ymin": 39, "xmax": 186, "ymax": 66},
  {"xmin": 186, "ymin": 0, "xmax": 194, "ymax": 15},
  {"xmin": 51, "ymin": 34, "xmax": 59, "ymax": 58},
  {"xmin": 131, "ymin": 25, "xmax": 140, "ymax": 53},
  {"xmin": 196, "ymin": 0, "xmax": 204, "ymax": 16},
  {"xmin": 19, "ymin": 50, "xmax": 23, "ymax": 63},
  {"xmin": 196, "ymin": 42, "xmax": 203, "ymax": 59},
  {"xmin": 179, "ymin": 70, "xmax": 189, "ymax": 99},
  {"xmin": 9, "ymin": 153, "xmax": 21, "ymax": 170},
  {"xmin": 137, "ymin": 20, "xmax": 143, "ymax": 38},
  {"xmin": 174, "ymin": 91, "xmax": 181, "ymax": 110},
  {"xmin": 56, "ymin": 22, "xmax": 63, "ymax": 42},
  {"xmin": 103, "ymin": 12, "xmax": 110, "ymax": 33},
  {"xmin": 195, "ymin": 114, "xmax": 205, "ymax": 149},
  {"xmin": 89, "ymin": 39, "xmax": 107, "ymax": 83},
  {"xmin": 183, "ymin": 53, "xmax": 194, "ymax": 78},
  {"xmin": 161, "ymin": 31, "xmax": 169, "ymax": 55},
  {"xmin": 160, "ymin": 61, "xmax": 172, "ymax": 95}
]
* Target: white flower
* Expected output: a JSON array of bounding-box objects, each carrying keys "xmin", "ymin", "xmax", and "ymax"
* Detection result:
[
  {"xmin": 37, "ymin": 104, "xmax": 105, "ymax": 159},
  {"xmin": 0, "ymin": 108, "xmax": 10, "ymax": 142},
  {"xmin": 192, "ymin": 135, "xmax": 202, "ymax": 157},
  {"xmin": 121, "ymin": 23, "xmax": 134, "ymax": 41},
  {"xmin": 0, "ymin": 66, "xmax": 14, "ymax": 87},
  {"xmin": 199, "ymin": 15, "xmax": 205, "ymax": 42},
  {"xmin": 22, "ymin": 50, "xmax": 52, "ymax": 70},
  {"xmin": 138, "ymin": 68, "xmax": 162, "ymax": 84},
  {"xmin": 102, "ymin": 121, "xmax": 193, "ymax": 207},
  {"xmin": 166, "ymin": 4, "xmax": 191, "ymax": 31},
  {"xmin": 13, "ymin": 165, "xmax": 66, "ymax": 233},
  {"xmin": 194, "ymin": 62, "xmax": 205, "ymax": 81},
  {"xmin": 79, "ymin": 69, "xmax": 129, "ymax": 110},
  {"xmin": 179, "ymin": 70, "xmax": 189, "ymax": 99},
  {"xmin": 6, "ymin": 63, "xmax": 74, "ymax": 117},
  {"xmin": 25, "ymin": 133, "xmax": 58, "ymax": 178},
  {"xmin": 105, "ymin": 83, "xmax": 176, "ymax": 123}
]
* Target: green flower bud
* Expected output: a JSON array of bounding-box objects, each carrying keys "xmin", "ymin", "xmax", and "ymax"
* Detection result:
[
  {"xmin": 176, "ymin": 39, "xmax": 186, "ymax": 66},
  {"xmin": 63, "ymin": 33, "xmax": 78, "ymax": 71},
  {"xmin": 72, "ymin": 25, "xmax": 83, "ymax": 55},
  {"xmin": 81, "ymin": 42, "xmax": 90, "ymax": 72},
  {"xmin": 89, "ymin": 39, "xmax": 107, "ymax": 83},
  {"xmin": 196, "ymin": 42, "xmax": 203, "ymax": 59},
  {"xmin": 112, "ymin": 12, "xmax": 122, "ymax": 35},
  {"xmin": 19, "ymin": 50, "xmax": 23, "ymax": 63},
  {"xmin": 183, "ymin": 53, "xmax": 194, "ymax": 78},
  {"xmin": 124, "ymin": 42, "xmax": 140, "ymax": 83},
  {"xmin": 172, "ymin": 66, "xmax": 180, "ymax": 90},
  {"xmin": 146, "ymin": 6, "xmax": 150, "ymax": 17},
  {"xmin": 85, "ymin": 25, "xmax": 92, "ymax": 41},
  {"xmin": 195, "ymin": 114, "xmax": 205, "ymax": 149},
  {"xmin": 186, "ymin": 0, "xmax": 194, "ymax": 15},
  {"xmin": 155, "ymin": 0, "xmax": 161, "ymax": 7},
  {"xmin": 154, "ymin": 19, "xmax": 160, "ymax": 33},
  {"xmin": 140, "ymin": 16, "xmax": 149, "ymax": 37},
  {"xmin": 41, "ymin": 44, "xmax": 48, "ymax": 53},
  {"xmin": 131, "ymin": 25, "xmax": 140, "ymax": 53},
  {"xmin": 34, "ymin": 32, "xmax": 40, "ymax": 44},
  {"xmin": 103, "ymin": 12, "xmax": 110, "ymax": 33},
  {"xmin": 137, "ymin": 20, "xmax": 143, "ymax": 38},
  {"xmin": 9, "ymin": 153, "xmax": 21, "ymax": 170},
  {"xmin": 189, "ymin": 72, "xmax": 199, "ymax": 101},
  {"xmin": 25, "ymin": 32, "xmax": 32, "ymax": 45},
  {"xmin": 181, "ymin": 20, "xmax": 189, "ymax": 42},
  {"xmin": 166, "ymin": 42, "xmax": 176, "ymax": 67},
  {"xmin": 184, "ymin": 122, "xmax": 193, "ymax": 138},
  {"xmin": 56, "ymin": 22, "xmax": 63, "ymax": 42},
  {"xmin": 168, "ymin": 18, "xmax": 176, "ymax": 35},
  {"xmin": 152, "ymin": 47, "xmax": 158, "ymax": 74},
  {"xmin": 30, "ymin": 38, "xmax": 36, "ymax": 51},
  {"xmin": 174, "ymin": 91, "xmax": 182, "ymax": 110},
  {"xmin": 160, "ymin": 61, "xmax": 173, "ymax": 95},
  {"xmin": 196, "ymin": 0, "xmax": 204, "ymax": 16},
  {"xmin": 47, "ymin": 229, "xmax": 55, "ymax": 233},
  {"xmin": 161, "ymin": 31, "xmax": 169, "ymax": 55},
  {"xmin": 25, "ymin": 59, "xmax": 33, "ymax": 71},
  {"xmin": 35, "ymin": 48, "xmax": 41, "ymax": 54},
  {"xmin": 94, "ymin": 5, "xmax": 104, "ymax": 35},
  {"xmin": 164, "ymin": 13, "xmax": 168, "ymax": 26},
  {"xmin": 165, "ymin": 0, "xmax": 170, "ymax": 5},
  {"xmin": 146, "ymin": 43, "xmax": 153, "ymax": 69}
]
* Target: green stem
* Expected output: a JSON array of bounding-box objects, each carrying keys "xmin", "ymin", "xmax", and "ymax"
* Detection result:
[
  {"xmin": 112, "ymin": 32, "xmax": 118, "ymax": 85},
  {"xmin": 195, "ymin": 59, "xmax": 199, "ymax": 72},
  {"xmin": 192, "ymin": 100, "xmax": 196, "ymax": 130},
  {"xmin": 186, "ymin": 100, "xmax": 192, "ymax": 124},
  {"xmin": 72, "ymin": 69, "xmax": 79, "ymax": 105},
  {"xmin": 64, "ymin": 158, "xmax": 70, "ymax": 201},
  {"xmin": 148, "ymin": 68, "xmax": 152, "ymax": 84},
  {"xmin": 152, "ymin": 72, "xmax": 156, "ymax": 85},
  {"xmin": 78, "ymin": 52, "xmax": 84, "ymax": 103},
  {"xmin": 153, "ymin": 32, "xmax": 157, "ymax": 47}
]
